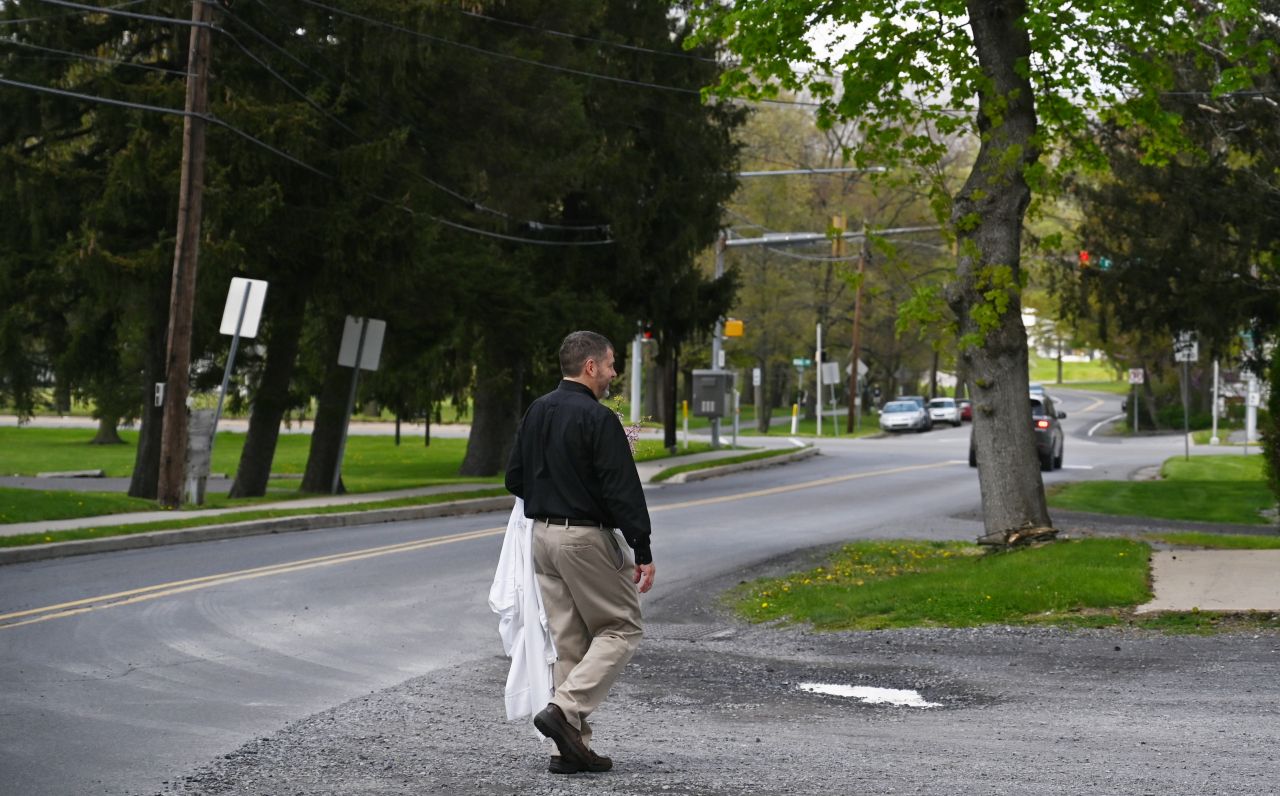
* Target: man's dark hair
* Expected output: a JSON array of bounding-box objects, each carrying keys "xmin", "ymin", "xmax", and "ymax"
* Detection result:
[{"xmin": 559, "ymin": 331, "xmax": 613, "ymax": 377}]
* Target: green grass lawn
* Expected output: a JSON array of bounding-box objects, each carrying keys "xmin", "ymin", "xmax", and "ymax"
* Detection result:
[
  {"xmin": 731, "ymin": 538, "xmax": 1151, "ymax": 630},
  {"xmin": 0, "ymin": 427, "xmax": 717, "ymax": 525},
  {"xmin": 0, "ymin": 487, "xmax": 510, "ymax": 548},
  {"xmin": 1029, "ymin": 355, "xmax": 1124, "ymax": 385},
  {"xmin": 1047, "ymin": 455, "xmax": 1276, "ymax": 525},
  {"xmin": 1143, "ymin": 531, "xmax": 1280, "ymax": 549}
]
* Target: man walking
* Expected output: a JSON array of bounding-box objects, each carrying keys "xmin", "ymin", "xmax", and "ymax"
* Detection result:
[{"xmin": 505, "ymin": 330, "xmax": 656, "ymax": 774}]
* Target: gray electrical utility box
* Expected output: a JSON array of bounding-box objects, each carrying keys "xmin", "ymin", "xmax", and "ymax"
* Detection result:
[{"xmin": 691, "ymin": 369, "xmax": 735, "ymax": 418}]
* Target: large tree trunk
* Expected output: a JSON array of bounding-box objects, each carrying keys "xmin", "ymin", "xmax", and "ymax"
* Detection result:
[
  {"xmin": 660, "ymin": 345, "xmax": 679, "ymax": 452},
  {"xmin": 643, "ymin": 347, "xmax": 661, "ymax": 421},
  {"xmin": 459, "ymin": 351, "xmax": 525, "ymax": 477},
  {"xmin": 128, "ymin": 321, "xmax": 167, "ymax": 499},
  {"xmin": 229, "ymin": 297, "xmax": 306, "ymax": 497},
  {"xmin": 300, "ymin": 359, "xmax": 353, "ymax": 494},
  {"xmin": 90, "ymin": 416, "xmax": 124, "ymax": 445},
  {"xmin": 947, "ymin": 0, "xmax": 1051, "ymax": 542}
]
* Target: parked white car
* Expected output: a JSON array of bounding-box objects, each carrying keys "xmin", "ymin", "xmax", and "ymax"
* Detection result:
[
  {"xmin": 927, "ymin": 397, "xmax": 962, "ymax": 427},
  {"xmin": 879, "ymin": 400, "xmax": 930, "ymax": 432}
]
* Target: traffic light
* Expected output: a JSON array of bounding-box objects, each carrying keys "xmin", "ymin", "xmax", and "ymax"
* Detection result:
[
  {"xmin": 1098, "ymin": 256, "xmax": 1112, "ymax": 271},
  {"xmin": 1078, "ymin": 250, "xmax": 1090, "ymax": 268},
  {"xmin": 641, "ymin": 323, "xmax": 654, "ymax": 341}
]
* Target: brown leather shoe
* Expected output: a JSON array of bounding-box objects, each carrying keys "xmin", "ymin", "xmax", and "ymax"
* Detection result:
[
  {"xmin": 549, "ymin": 750, "xmax": 613, "ymax": 774},
  {"xmin": 533, "ymin": 704, "xmax": 591, "ymax": 767}
]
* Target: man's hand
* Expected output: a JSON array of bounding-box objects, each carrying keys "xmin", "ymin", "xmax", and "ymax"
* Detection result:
[{"xmin": 634, "ymin": 563, "xmax": 655, "ymax": 594}]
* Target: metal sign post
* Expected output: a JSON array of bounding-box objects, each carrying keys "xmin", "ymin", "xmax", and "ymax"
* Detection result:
[
  {"xmin": 1173, "ymin": 333, "xmax": 1197, "ymax": 461},
  {"xmin": 210, "ymin": 278, "xmax": 268, "ymax": 452},
  {"xmin": 816, "ymin": 323, "xmax": 823, "ymax": 438},
  {"xmin": 1128, "ymin": 368, "xmax": 1144, "ymax": 433},
  {"xmin": 333, "ymin": 316, "xmax": 387, "ymax": 494}
]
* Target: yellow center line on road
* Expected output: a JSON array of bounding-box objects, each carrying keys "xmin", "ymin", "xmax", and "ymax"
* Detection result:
[
  {"xmin": 0, "ymin": 526, "xmax": 504, "ymax": 630},
  {"xmin": 652, "ymin": 460, "xmax": 952, "ymax": 513},
  {"xmin": 1, "ymin": 460, "xmax": 952, "ymax": 630}
]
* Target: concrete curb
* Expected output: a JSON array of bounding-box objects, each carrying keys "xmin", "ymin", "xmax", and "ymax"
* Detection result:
[
  {"xmin": 662, "ymin": 446, "xmax": 820, "ymax": 483},
  {"xmin": 1, "ymin": 448, "xmax": 825, "ymax": 565},
  {"xmin": 0, "ymin": 496, "xmax": 515, "ymax": 566}
]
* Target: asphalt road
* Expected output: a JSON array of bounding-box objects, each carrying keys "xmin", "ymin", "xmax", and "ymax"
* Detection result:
[{"xmin": 0, "ymin": 388, "xmax": 1255, "ymax": 795}]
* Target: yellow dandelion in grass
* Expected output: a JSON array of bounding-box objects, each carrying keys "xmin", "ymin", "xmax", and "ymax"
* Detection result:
[
  {"xmin": 825, "ymin": 574, "xmax": 834, "ymax": 581},
  {"xmin": 760, "ymin": 602, "xmax": 769, "ymax": 608},
  {"xmin": 802, "ymin": 578, "xmax": 812, "ymax": 585},
  {"xmin": 985, "ymin": 595, "xmax": 992, "ymax": 600},
  {"xmin": 855, "ymin": 579, "xmax": 865, "ymax": 587}
]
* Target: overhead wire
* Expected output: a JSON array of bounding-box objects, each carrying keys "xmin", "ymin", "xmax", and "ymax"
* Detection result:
[
  {"xmin": 293, "ymin": 0, "xmax": 821, "ymax": 108},
  {"xmin": 451, "ymin": 6, "xmax": 722, "ymax": 64},
  {"xmin": 0, "ymin": 73, "xmax": 614, "ymax": 245},
  {"xmin": 0, "ymin": 0, "xmax": 146, "ymax": 26},
  {"xmin": 0, "ymin": 37, "xmax": 189, "ymax": 77},
  {"xmin": 32, "ymin": 0, "xmax": 212, "ymax": 28},
  {"xmin": 219, "ymin": 1, "xmax": 610, "ymax": 233}
]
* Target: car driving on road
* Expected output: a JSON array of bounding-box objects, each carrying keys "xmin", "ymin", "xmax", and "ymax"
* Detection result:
[
  {"xmin": 968, "ymin": 394, "xmax": 1066, "ymax": 470},
  {"xmin": 879, "ymin": 399, "xmax": 931, "ymax": 433}
]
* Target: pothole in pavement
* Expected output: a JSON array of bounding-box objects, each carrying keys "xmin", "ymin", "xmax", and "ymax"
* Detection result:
[
  {"xmin": 625, "ymin": 642, "xmax": 994, "ymax": 714},
  {"xmin": 797, "ymin": 682, "xmax": 941, "ymax": 708}
]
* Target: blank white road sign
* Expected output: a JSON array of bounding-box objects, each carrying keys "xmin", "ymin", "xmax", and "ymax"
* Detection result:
[
  {"xmin": 219, "ymin": 277, "xmax": 268, "ymax": 338},
  {"xmin": 338, "ymin": 316, "xmax": 386, "ymax": 371}
]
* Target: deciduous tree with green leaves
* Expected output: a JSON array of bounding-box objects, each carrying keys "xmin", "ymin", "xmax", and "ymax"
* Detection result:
[{"xmin": 692, "ymin": 0, "xmax": 1267, "ymax": 542}]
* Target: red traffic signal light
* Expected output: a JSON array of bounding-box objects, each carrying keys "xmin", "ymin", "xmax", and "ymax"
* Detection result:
[{"xmin": 1078, "ymin": 250, "xmax": 1090, "ymax": 267}]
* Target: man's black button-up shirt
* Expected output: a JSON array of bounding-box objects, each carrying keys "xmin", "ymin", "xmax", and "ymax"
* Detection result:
[{"xmin": 505, "ymin": 380, "xmax": 652, "ymax": 565}]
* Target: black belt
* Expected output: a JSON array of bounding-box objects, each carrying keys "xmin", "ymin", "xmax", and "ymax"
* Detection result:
[{"xmin": 540, "ymin": 517, "xmax": 604, "ymax": 528}]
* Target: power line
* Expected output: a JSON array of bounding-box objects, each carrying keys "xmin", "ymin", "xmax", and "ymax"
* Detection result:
[
  {"xmin": 33, "ymin": 0, "xmax": 212, "ymax": 29},
  {"xmin": 0, "ymin": 37, "xmax": 189, "ymax": 77},
  {"xmin": 0, "ymin": 0, "xmax": 146, "ymax": 26},
  {"xmin": 293, "ymin": 0, "xmax": 820, "ymax": 108},
  {"xmin": 217, "ymin": 3, "xmax": 610, "ymax": 233},
  {"xmin": 453, "ymin": 7, "xmax": 721, "ymax": 64},
  {"xmin": 0, "ymin": 74, "xmax": 614, "ymax": 246}
]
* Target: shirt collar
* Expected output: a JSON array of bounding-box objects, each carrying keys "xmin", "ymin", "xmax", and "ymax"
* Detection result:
[{"xmin": 557, "ymin": 379, "xmax": 597, "ymax": 400}]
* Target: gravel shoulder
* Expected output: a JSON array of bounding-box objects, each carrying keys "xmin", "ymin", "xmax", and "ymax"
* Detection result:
[{"xmin": 159, "ymin": 562, "xmax": 1280, "ymax": 796}]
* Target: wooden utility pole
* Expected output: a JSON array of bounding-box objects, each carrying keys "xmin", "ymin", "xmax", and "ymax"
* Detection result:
[
  {"xmin": 846, "ymin": 222, "xmax": 867, "ymax": 434},
  {"xmin": 157, "ymin": 0, "xmax": 213, "ymax": 508}
]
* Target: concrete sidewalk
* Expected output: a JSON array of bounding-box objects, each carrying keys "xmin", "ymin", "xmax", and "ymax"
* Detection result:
[{"xmin": 1139, "ymin": 550, "xmax": 1280, "ymax": 612}]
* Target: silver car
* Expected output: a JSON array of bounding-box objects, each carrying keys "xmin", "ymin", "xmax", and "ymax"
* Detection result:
[{"xmin": 879, "ymin": 400, "xmax": 930, "ymax": 432}]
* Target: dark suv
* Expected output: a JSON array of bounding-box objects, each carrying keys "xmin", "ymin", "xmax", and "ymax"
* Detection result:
[{"xmin": 968, "ymin": 395, "xmax": 1066, "ymax": 471}]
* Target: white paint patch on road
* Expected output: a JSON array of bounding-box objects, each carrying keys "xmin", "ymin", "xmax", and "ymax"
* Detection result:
[
  {"xmin": 799, "ymin": 682, "xmax": 941, "ymax": 708},
  {"xmin": 1061, "ymin": 464, "xmax": 1094, "ymax": 470},
  {"xmin": 788, "ymin": 437, "xmax": 805, "ymax": 447},
  {"xmin": 1088, "ymin": 413, "xmax": 1125, "ymax": 437}
]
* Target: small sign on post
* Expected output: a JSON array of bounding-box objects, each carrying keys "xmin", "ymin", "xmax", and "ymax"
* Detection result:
[
  {"xmin": 210, "ymin": 279, "xmax": 269, "ymax": 463},
  {"xmin": 332, "ymin": 316, "xmax": 387, "ymax": 493},
  {"xmin": 1128, "ymin": 369, "xmax": 1144, "ymax": 384},
  {"xmin": 1173, "ymin": 332, "xmax": 1198, "ymax": 363}
]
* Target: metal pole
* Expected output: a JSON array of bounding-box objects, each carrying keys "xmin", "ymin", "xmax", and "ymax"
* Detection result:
[
  {"xmin": 710, "ymin": 235, "xmax": 725, "ymax": 449},
  {"xmin": 208, "ymin": 284, "xmax": 252, "ymax": 460},
  {"xmin": 332, "ymin": 319, "xmax": 368, "ymax": 494},
  {"xmin": 1210, "ymin": 359, "xmax": 1220, "ymax": 445},
  {"xmin": 157, "ymin": 0, "xmax": 212, "ymax": 508},
  {"xmin": 1182, "ymin": 359, "xmax": 1190, "ymax": 461},
  {"xmin": 846, "ymin": 221, "xmax": 865, "ymax": 434},
  {"xmin": 816, "ymin": 322, "xmax": 823, "ymax": 437},
  {"xmin": 630, "ymin": 331, "xmax": 642, "ymax": 424}
]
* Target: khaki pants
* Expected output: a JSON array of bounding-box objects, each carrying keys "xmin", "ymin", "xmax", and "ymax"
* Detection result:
[{"xmin": 533, "ymin": 521, "xmax": 643, "ymax": 748}]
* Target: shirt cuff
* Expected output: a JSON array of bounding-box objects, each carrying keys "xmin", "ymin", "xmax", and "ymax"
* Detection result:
[{"xmin": 632, "ymin": 545, "xmax": 652, "ymax": 566}]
